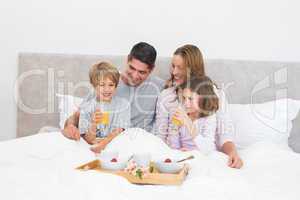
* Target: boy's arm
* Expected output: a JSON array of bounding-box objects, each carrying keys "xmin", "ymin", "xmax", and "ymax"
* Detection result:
[{"xmin": 90, "ymin": 128, "xmax": 124, "ymax": 153}]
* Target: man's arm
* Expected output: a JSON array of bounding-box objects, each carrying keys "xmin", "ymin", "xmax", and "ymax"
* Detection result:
[
  {"xmin": 82, "ymin": 122, "xmax": 97, "ymax": 145},
  {"xmin": 61, "ymin": 111, "xmax": 81, "ymax": 140}
]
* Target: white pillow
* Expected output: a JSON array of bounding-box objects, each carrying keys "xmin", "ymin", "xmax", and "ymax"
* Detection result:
[
  {"xmin": 56, "ymin": 94, "xmax": 83, "ymax": 129},
  {"xmin": 228, "ymin": 98, "xmax": 300, "ymax": 149}
]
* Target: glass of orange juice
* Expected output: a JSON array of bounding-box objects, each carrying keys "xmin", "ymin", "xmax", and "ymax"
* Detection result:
[
  {"xmin": 100, "ymin": 111, "xmax": 109, "ymax": 125},
  {"xmin": 171, "ymin": 116, "xmax": 183, "ymax": 127},
  {"xmin": 169, "ymin": 105, "xmax": 185, "ymax": 135}
]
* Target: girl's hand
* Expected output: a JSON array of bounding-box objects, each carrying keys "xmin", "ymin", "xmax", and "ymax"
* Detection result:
[
  {"xmin": 173, "ymin": 107, "xmax": 191, "ymax": 127},
  {"xmin": 180, "ymin": 147, "xmax": 190, "ymax": 152}
]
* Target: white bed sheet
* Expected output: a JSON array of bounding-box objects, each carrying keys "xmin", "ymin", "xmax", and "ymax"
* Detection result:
[{"xmin": 0, "ymin": 130, "xmax": 300, "ymax": 200}]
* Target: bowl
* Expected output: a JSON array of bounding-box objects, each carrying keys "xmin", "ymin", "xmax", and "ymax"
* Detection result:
[
  {"xmin": 100, "ymin": 158, "xmax": 127, "ymax": 171},
  {"xmin": 98, "ymin": 151, "xmax": 127, "ymax": 171},
  {"xmin": 154, "ymin": 158, "xmax": 184, "ymax": 174}
]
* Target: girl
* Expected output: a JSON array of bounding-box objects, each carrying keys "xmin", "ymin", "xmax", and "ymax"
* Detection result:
[{"xmin": 168, "ymin": 76, "xmax": 219, "ymax": 153}]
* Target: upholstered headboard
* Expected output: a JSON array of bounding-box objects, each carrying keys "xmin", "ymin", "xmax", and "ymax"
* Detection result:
[{"xmin": 17, "ymin": 53, "xmax": 300, "ymax": 151}]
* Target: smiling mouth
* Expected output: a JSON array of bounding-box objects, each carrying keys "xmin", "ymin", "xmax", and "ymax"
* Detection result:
[{"xmin": 102, "ymin": 93, "xmax": 112, "ymax": 97}]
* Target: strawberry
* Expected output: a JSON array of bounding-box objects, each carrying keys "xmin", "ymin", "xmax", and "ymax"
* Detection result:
[{"xmin": 111, "ymin": 158, "xmax": 117, "ymax": 162}]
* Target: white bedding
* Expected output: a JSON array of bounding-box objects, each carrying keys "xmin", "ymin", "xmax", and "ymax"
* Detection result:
[{"xmin": 1, "ymin": 128, "xmax": 300, "ymax": 200}]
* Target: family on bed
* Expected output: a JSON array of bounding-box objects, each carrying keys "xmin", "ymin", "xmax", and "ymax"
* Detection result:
[{"xmin": 62, "ymin": 42, "xmax": 243, "ymax": 169}]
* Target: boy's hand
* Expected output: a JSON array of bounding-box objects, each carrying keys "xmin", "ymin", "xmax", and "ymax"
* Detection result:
[
  {"xmin": 90, "ymin": 142, "xmax": 106, "ymax": 153},
  {"xmin": 92, "ymin": 109, "xmax": 103, "ymax": 125},
  {"xmin": 111, "ymin": 128, "xmax": 125, "ymax": 137}
]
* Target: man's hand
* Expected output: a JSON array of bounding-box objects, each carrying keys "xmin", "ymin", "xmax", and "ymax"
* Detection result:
[{"xmin": 62, "ymin": 123, "xmax": 81, "ymax": 141}]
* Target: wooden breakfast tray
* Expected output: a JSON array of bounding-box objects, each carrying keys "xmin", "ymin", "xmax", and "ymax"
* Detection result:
[{"xmin": 76, "ymin": 159, "xmax": 189, "ymax": 185}]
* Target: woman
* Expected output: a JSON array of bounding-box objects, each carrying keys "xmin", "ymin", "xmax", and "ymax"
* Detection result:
[{"xmin": 155, "ymin": 44, "xmax": 243, "ymax": 169}]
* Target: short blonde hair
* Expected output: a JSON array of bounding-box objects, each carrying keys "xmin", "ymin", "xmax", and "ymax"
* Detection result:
[{"xmin": 89, "ymin": 61, "xmax": 120, "ymax": 87}]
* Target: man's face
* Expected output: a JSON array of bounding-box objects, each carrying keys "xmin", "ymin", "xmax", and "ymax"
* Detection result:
[{"xmin": 123, "ymin": 58, "xmax": 152, "ymax": 86}]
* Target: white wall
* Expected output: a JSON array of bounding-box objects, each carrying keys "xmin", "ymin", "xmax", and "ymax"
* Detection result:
[{"xmin": 0, "ymin": 0, "xmax": 299, "ymax": 141}]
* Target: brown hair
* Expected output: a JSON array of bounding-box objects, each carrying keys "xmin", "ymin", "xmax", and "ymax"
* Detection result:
[
  {"xmin": 179, "ymin": 76, "xmax": 219, "ymax": 117},
  {"xmin": 89, "ymin": 61, "xmax": 120, "ymax": 87},
  {"xmin": 165, "ymin": 44, "xmax": 205, "ymax": 88}
]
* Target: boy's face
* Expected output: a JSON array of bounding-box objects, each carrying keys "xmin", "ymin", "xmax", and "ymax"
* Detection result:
[{"xmin": 95, "ymin": 77, "xmax": 117, "ymax": 102}]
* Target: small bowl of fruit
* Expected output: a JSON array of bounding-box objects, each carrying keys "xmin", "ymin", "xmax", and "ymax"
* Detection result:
[
  {"xmin": 98, "ymin": 151, "xmax": 127, "ymax": 171},
  {"xmin": 154, "ymin": 158, "xmax": 184, "ymax": 174}
]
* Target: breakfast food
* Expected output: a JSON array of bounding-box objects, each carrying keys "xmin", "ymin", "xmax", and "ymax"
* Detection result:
[
  {"xmin": 124, "ymin": 159, "xmax": 150, "ymax": 179},
  {"xmin": 111, "ymin": 158, "xmax": 117, "ymax": 162}
]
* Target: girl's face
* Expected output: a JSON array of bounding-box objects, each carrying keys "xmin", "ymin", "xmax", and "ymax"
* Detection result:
[
  {"xmin": 95, "ymin": 76, "xmax": 117, "ymax": 102},
  {"xmin": 182, "ymin": 88, "xmax": 201, "ymax": 116},
  {"xmin": 171, "ymin": 55, "xmax": 187, "ymax": 86}
]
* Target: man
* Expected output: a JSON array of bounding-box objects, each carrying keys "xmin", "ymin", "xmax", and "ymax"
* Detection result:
[{"xmin": 62, "ymin": 42, "xmax": 164, "ymax": 141}]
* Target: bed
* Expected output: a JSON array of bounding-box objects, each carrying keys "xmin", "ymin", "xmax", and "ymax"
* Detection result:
[{"xmin": 1, "ymin": 53, "xmax": 300, "ymax": 200}]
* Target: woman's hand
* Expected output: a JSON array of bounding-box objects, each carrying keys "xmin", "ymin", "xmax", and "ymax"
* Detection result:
[
  {"xmin": 222, "ymin": 141, "xmax": 243, "ymax": 169},
  {"xmin": 227, "ymin": 151, "xmax": 243, "ymax": 169}
]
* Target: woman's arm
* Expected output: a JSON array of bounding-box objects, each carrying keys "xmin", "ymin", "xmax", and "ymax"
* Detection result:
[
  {"xmin": 215, "ymin": 88, "xmax": 243, "ymax": 168},
  {"xmin": 221, "ymin": 141, "xmax": 243, "ymax": 168}
]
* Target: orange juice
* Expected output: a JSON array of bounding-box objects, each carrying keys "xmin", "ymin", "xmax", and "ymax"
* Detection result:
[
  {"xmin": 95, "ymin": 111, "xmax": 109, "ymax": 125},
  {"xmin": 172, "ymin": 116, "xmax": 183, "ymax": 126},
  {"xmin": 101, "ymin": 112, "xmax": 109, "ymax": 125}
]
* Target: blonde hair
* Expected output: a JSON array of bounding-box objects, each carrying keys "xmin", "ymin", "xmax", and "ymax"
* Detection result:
[
  {"xmin": 89, "ymin": 61, "xmax": 120, "ymax": 87},
  {"xmin": 165, "ymin": 44, "xmax": 205, "ymax": 88}
]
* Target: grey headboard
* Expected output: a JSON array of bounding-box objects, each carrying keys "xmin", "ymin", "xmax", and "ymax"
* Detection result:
[{"xmin": 17, "ymin": 53, "xmax": 300, "ymax": 151}]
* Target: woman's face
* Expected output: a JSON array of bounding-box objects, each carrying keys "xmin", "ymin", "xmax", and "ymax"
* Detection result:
[
  {"xmin": 182, "ymin": 88, "xmax": 201, "ymax": 116},
  {"xmin": 171, "ymin": 55, "xmax": 187, "ymax": 86}
]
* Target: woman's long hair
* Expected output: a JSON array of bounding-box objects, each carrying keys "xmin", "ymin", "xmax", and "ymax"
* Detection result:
[{"xmin": 165, "ymin": 44, "xmax": 205, "ymax": 89}]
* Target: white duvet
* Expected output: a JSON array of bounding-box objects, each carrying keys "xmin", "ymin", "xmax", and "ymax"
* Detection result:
[{"xmin": 0, "ymin": 128, "xmax": 299, "ymax": 200}]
